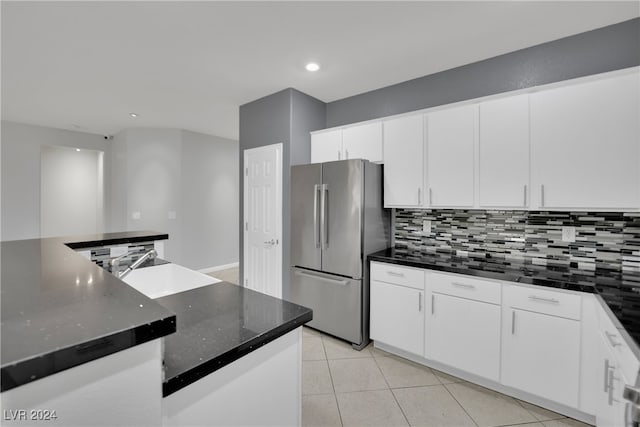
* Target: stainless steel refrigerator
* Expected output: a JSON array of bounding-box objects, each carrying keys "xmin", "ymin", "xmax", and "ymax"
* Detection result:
[{"xmin": 290, "ymin": 159, "xmax": 389, "ymax": 350}]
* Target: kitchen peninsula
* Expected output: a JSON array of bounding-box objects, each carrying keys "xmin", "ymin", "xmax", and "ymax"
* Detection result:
[{"xmin": 1, "ymin": 231, "xmax": 312, "ymax": 426}]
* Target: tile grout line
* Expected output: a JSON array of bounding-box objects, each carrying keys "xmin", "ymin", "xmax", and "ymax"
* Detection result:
[
  {"xmin": 371, "ymin": 353, "xmax": 412, "ymax": 426},
  {"xmin": 514, "ymin": 400, "xmax": 568, "ymax": 423},
  {"xmin": 442, "ymin": 382, "xmax": 481, "ymax": 427},
  {"xmin": 321, "ymin": 335, "xmax": 345, "ymax": 427}
]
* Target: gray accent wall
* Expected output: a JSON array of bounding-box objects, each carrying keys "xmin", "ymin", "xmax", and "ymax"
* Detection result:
[
  {"xmin": 238, "ymin": 88, "xmax": 325, "ymax": 298},
  {"xmin": 326, "ymin": 18, "xmax": 640, "ymax": 127}
]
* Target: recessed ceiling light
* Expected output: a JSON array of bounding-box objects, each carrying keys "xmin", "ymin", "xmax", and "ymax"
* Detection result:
[
  {"xmin": 76, "ymin": 148, "xmax": 80, "ymax": 152},
  {"xmin": 305, "ymin": 62, "xmax": 320, "ymax": 72},
  {"xmin": 129, "ymin": 113, "xmax": 139, "ymax": 118}
]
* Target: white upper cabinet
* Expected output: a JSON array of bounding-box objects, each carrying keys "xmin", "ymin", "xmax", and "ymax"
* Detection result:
[
  {"xmin": 383, "ymin": 115, "xmax": 424, "ymax": 207},
  {"xmin": 530, "ymin": 72, "xmax": 640, "ymax": 210},
  {"xmin": 311, "ymin": 129, "xmax": 342, "ymax": 163},
  {"xmin": 479, "ymin": 94, "xmax": 530, "ymax": 208},
  {"xmin": 342, "ymin": 122, "xmax": 383, "ymax": 163},
  {"xmin": 311, "ymin": 122, "xmax": 383, "ymax": 164},
  {"xmin": 427, "ymin": 105, "xmax": 477, "ymax": 207}
]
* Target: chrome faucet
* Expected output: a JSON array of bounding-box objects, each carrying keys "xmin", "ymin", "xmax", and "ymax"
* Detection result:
[{"xmin": 110, "ymin": 249, "xmax": 157, "ymax": 279}]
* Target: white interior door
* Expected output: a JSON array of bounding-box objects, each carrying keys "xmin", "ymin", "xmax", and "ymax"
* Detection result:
[{"xmin": 243, "ymin": 143, "xmax": 283, "ymax": 298}]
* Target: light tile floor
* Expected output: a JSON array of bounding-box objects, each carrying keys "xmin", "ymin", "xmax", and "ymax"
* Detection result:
[
  {"xmin": 302, "ymin": 326, "xmax": 593, "ymax": 427},
  {"xmin": 207, "ymin": 266, "xmax": 239, "ymax": 284}
]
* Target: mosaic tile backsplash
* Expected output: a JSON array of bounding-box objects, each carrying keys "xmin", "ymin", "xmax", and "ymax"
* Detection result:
[{"xmin": 394, "ymin": 209, "xmax": 640, "ymax": 272}]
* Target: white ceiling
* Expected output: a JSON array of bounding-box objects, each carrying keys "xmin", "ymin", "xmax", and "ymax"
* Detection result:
[{"xmin": 2, "ymin": 1, "xmax": 638, "ymax": 141}]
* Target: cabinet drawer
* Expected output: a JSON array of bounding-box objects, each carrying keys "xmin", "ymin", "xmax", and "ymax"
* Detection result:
[
  {"xmin": 505, "ymin": 285, "xmax": 581, "ymax": 320},
  {"xmin": 370, "ymin": 262, "xmax": 424, "ymax": 290},
  {"xmin": 430, "ymin": 272, "xmax": 501, "ymax": 305}
]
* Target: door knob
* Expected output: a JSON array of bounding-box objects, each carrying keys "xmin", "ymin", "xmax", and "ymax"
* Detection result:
[{"xmin": 263, "ymin": 239, "xmax": 278, "ymax": 246}]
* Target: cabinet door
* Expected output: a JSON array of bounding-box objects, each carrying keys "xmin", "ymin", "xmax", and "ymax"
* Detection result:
[
  {"xmin": 502, "ymin": 309, "xmax": 580, "ymax": 408},
  {"xmin": 370, "ymin": 280, "xmax": 424, "ymax": 356},
  {"xmin": 342, "ymin": 122, "xmax": 383, "ymax": 163},
  {"xmin": 430, "ymin": 293, "xmax": 501, "ymax": 381},
  {"xmin": 311, "ymin": 130, "xmax": 342, "ymax": 163},
  {"xmin": 479, "ymin": 95, "xmax": 530, "ymax": 208},
  {"xmin": 427, "ymin": 105, "xmax": 476, "ymax": 207},
  {"xmin": 531, "ymin": 72, "xmax": 640, "ymax": 209},
  {"xmin": 383, "ymin": 115, "xmax": 424, "ymax": 207},
  {"xmin": 596, "ymin": 333, "xmax": 625, "ymax": 427}
]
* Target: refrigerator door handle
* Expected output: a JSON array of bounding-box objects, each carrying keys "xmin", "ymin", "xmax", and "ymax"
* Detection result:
[
  {"xmin": 313, "ymin": 184, "xmax": 321, "ymax": 248},
  {"xmin": 321, "ymin": 184, "xmax": 329, "ymax": 249},
  {"xmin": 294, "ymin": 269, "xmax": 349, "ymax": 286}
]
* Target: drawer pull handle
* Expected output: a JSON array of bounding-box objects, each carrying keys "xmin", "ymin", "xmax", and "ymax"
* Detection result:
[
  {"xmin": 431, "ymin": 294, "xmax": 435, "ymax": 315},
  {"xmin": 528, "ymin": 295, "xmax": 559, "ymax": 304},
  {"xmin": 523, "ymin": 185, "xmax": 527, "ymax": 207},
  {"xmin": 418, "ymin": 292, "xmax": 422, "ymax": 312},
  {"xmin": 417, "ymin": 188, "xmax": 421, "ymax": 204},
  {"xmin": 512, "ymin": 310, "xmax": 516, "ymax": 335},
  {"xmin": 452, "ymin": 282, "xmax": 475, "ymax": 290},
  {"xmin": 386, "ymin": 271, "xmax": 405, "ymax": 277},
  {"xmin": 605, "ymin": 331, "xmax": 623, "ymax": 347}
]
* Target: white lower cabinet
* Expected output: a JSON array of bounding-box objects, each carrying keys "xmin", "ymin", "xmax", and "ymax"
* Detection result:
[
  {"xmin": 502, "ymin": 285, "xmax": 582, "ymax": 408},
  {"xmin": 369, "ymin": 261, "xmax": 635, "ymax": 423},
  {"xmin": 502, "ymin": 307, "xmax": 581, "ymax": 408},
  {"xmin": 370, "ymin": 280, "xmax": 424, "ymax": 355},
  {"xmin": 597, "ymin": 331, "xmax": 628, "ymax": 427},
  {"xmin": 429, "ymin": 292, "xmax": 501, "ymax": 381},
  {"xmin": 370, "ymin": 263, "xmax": 425, "ymax": 356}
]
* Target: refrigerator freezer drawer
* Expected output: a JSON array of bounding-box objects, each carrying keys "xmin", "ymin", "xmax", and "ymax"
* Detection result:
[{"xmin": 290, "ymin": 267, "xmax": 362, "ymax": 345}]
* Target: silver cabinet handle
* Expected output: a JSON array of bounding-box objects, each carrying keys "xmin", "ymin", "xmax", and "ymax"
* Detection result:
[
  {"xmin": 417, "ymin": 188, "xmax": 421, "ymax": 204},
  {"xmin": 313, "ymin": 184, "xmax": 320, "ymax": 248},
  {"xmin": 338, "ymin": 150, "xmax": 341, "ymax": 160},
  {"xmin": 528, "ymin": 295, "xmax": 559, "ymax": 304},
  {"xmin": 540, "ymin": 184, "xmax": 545, "ymax": 207},
  {"xmin": 512, "ymin": 310, "xmax": 516, "ymax": 335},
  {"xmin": 523, "ymin": 185, "xmax": 527, "ymax": 207},
  {"xmin": 294, "ymin": 270, "xmax": 349, "ymax": 286},
  {"xmin": 431, "ymin": 294, "xmax": 435, "ymax": 315},
  {"xmin": 418, "ymin": 292, "xmax": 422, "ymax": 312},
  {"xmin": 605, "ymin": 331, "xmax": 623, "ymax": 347},
  {"xmin": 345, "ymin": 150, "xmax": 349, "ymax": 159},
  {"xmin": 604, "ymin": 359, "xmax": 612, "ymax": 392},
  {"xmin": 429, "ymin": 187, "xmax": 433, "ymax": 205},
  {"xmin": 452, "ymin": 282, "xmax": 475, "ymax": 290},
  {"xmin": 263, "ymin": 239, "xmax": 277, "ymax": 246},
  {"xmin": 387, "ymin": 271, "xmax": 404, "ymax": 277}
]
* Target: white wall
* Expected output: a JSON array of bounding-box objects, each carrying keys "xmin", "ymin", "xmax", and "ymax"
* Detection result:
[
  {"xmin": 181, "ymin": 130, "xmax": 238, "ymax": 270},
  {"xmin": 1, "ymin": 121, "xmax": 110, "ymax": 241},
  {"xmin": 41, "ymin": 146, "xmax": 104, "ymax": 238},
  {"xmin": 110, "ymin": 128, "xmax": 239, "ymax": 270},
  {"xmin": 1, "ymin": 122, "xmax": 239, "ymax": 269}
]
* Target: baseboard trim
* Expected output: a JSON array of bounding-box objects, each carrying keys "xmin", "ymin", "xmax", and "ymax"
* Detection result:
[{"xmin": 198, "ymin": 262, "xmax": 239, "ymax": 274}]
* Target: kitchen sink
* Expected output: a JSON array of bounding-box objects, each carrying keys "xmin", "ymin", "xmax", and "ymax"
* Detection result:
[{"xmin": 120, "ymin": 263, "xmax": 219, "ymax": 299}]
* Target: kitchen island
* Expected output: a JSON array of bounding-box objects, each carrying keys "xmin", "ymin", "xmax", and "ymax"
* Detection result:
[{"xmin": 1, "ymin": 232, "xmax": 311, "ymax": 426}]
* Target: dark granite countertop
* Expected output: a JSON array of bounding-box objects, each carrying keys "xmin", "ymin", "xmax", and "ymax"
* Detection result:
[
  {"xmin": 369, "ymin": 248, "xmax": 640, "ymax": 352},
  {"xmin": 1, "ymin": 231, "xmax": 176, "ymax": 392},
  {"xmin": 156, "ymin": 281, "xmax": 313, "ymax": 397}
]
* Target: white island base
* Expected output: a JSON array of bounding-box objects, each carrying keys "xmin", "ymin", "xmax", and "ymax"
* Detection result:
[{"xmin": 162, "ymin": 327, "xmax": 302, "ymax": 427}]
